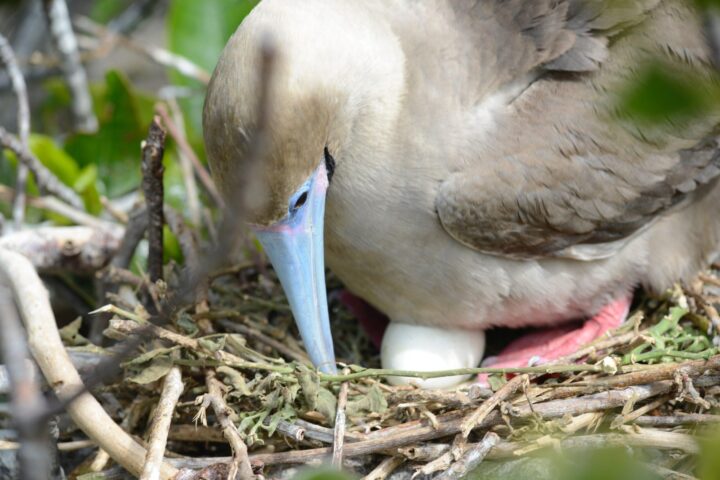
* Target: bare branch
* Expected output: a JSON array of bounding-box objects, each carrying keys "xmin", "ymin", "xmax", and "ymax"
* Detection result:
[
  {"xmin": 0, "ymin": 226, "xmax": 123, "ymax": 273},
  {"xmin": 332, "ymin": 374, "xmax": 350, "ymax": 468},
  {"xmin": 141, "ymin": 116, "xmax": 166, "ymax": 283},
  {"xmin": 0, "ymin": 286, "xmax": 52, "ymax": 480},
  {"xmin": 0, "ymin": 33, "xmax": 30, "ymax": 229},
  {"xmin": 43, "ymin": 0, "xmax": 98, "ymax": 132},
  {"xmin": 141, "ymin": 367, "xmax": 184, "ymax": 480},
  {"xmin": 0, "ymin": 127, "xmax": 85, "ymax": 210}
]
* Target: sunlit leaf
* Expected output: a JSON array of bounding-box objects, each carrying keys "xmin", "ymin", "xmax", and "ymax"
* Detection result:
[{"xmin": 167, "ymin": 0, "xmax": 259, "ymax": 152}]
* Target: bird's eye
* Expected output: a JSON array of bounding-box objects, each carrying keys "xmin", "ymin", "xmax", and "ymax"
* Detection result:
[
  {"xmin": 324, "ymin": 147, "xmax": 336, "ymax": 182},
  {"xmin": 292, "ymin": 191, "xmax": 308, "ymax": 211}
]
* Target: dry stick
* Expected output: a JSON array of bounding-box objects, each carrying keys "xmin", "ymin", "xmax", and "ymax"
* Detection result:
[
  {"xmin": 362, "ymin": 456, "xmax": 405, "ymax": 480},
  {"xmin": 461, "ymin": 374, "xmax": 527, "ymax": 437},
  {"xmin": 155, "ymin": 103, "xmax": 224, "ymax": 208},
  {"xmin": 140, "ymin": 367, "xmax": 184, "ymax": 480},
  {"xmin": 0, "ymin": 226, "xmax": 123, "ymax": 273},
  {"xmin": 0, "ymin": 127, "xmax": 84, "ymax": 209},
  {"xmin": 0, "ymin": 34, "xmax": 30, "ymax": 228},
  {"xmin": 332, "ymin": 373, "xmax": 350, "ymax": 468},
  {"xmin": 164, "ymin": 205, "xmax": 200, "ymax": 273},
  {"xmin": 164, "ymin": 100, "xmax": 202, "ymax": 225},
  {"xmin": 0, "ymin": 286, "xmax": 52, "ymax": 480},
  {"xmin": 436, "ymin": 432, "xmax": 500, "ymax": 480},
  {"xmin": 75, "ymin": 16, "xmax": 211, "ymax": 85},
  {"xmin": 43, "ymin": 0, "xmax": 98, "ymax": 132},
  {"xmin": 112, "ymin": 206, "xmax": 148, "ymax": 269},
  {"xmin": 0, "ymin": 185, "xmax": 117, "ymax": 230},
  {"xmin": 141, "ymin": 116, "xmax": 166, "ymax": 283},
  {"xmin": 203, "ymin": 370, "xmax": 254, "ymax": 480},
  {"xmin": 0, "ymin": 248, "xmax": 178, "ymax": 479}
]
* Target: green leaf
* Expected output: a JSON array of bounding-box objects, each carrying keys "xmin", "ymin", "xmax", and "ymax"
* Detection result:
[
  {"xmin": 64, "ymin": 71, "xmax": 148, "ymax": 197},
  {"xmin": 293, "ymin": 467, "xmax": 356, "ymax": 480},
  {"xmin": 346, "ymin": 385, "xmax": 387, "ymax": 416},
  {"xmin": 166, "ymin": 0, "xmax": 258, "ymax": 150},
  {"xmin": 128, "ymin": 356, "xmax": 174, "ymax": 384},
  {"xmin": 297, "ymin": 366, "xmax": 337, "ymax": 425},
  {"xmin": 59, "ymin": 317, "xmax": 90, "ymax": 346},
  {"xmin": 616, "ymin": 62, "xmax": 716, "ymax": 125}
]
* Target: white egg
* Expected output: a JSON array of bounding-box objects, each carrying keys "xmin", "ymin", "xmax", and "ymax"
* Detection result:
[{"xmin": 380, "ymin": 323, "xmax": 486, "ymax": 389}]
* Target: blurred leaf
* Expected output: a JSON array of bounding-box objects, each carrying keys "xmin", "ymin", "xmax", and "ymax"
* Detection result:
[
  {"xmin": 617, "ymin": 62, "xmax": 716, "ymax": 124},
  {"xmin": 29, "ymin": 134, "xmax": 79, "ymax": 186},
  {"xmin": 64, "ymin": 71, "xmax": 148, "ymax": 197},
  {"xmin": 292, "ymin": 467, "xmax": 355, "ymax": 480},
  {"xmin": 90, "ymin": 0, "xmax": 131, "ymax": 23},
  {"xmin": 700, "ymin": 427, "xmax": 720, "ymax": 480},
  {"xmin": 166, "ymin": 0, "xmax": 258, "ymax": 152},
  {"xmin": 128, "ymin": 356, "xmax": 173, "ymax": 384},
  {"xmin": 556, "ymin": 448, "xmax": 660, "ymax": 480},
  {"xmin": 163, "ymin": 225, "xmax": 183, "ymax": 264}
]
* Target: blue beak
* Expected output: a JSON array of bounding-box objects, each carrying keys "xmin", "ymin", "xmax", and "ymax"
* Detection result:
[{"xmin": 252, "ymin": 164, "xmax": 337, "ymax": 374}]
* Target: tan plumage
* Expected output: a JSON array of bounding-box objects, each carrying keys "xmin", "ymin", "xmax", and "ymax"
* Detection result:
[{"xmin": 204, "ymin": 0, "xmax": 720, "ymax": 334}]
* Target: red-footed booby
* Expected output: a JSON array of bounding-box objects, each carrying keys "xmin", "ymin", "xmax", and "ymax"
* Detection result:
[{"xmin": 203, "ymin": 0, "xmax": 720, "ymax": 388}]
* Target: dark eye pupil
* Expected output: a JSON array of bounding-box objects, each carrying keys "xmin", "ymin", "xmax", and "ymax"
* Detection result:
[{"xmin": 293, "ymin": 191, "xmax": 308, "ymax": 210}]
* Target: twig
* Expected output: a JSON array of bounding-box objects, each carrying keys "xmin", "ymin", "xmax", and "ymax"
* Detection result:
[
  {"xmin": 0, "ymin": 33, "xmax": 30, "ymax": 229},
  {"xmin": 0, "ymin": 127, "xmax": 84, "ymax": 209},
  {"xmin": 43, "ymin": 0, "xmax": 98, "ymax": 132},
  {"xmin": 436, "ymin": 432, "xmax": 500, "ymax": 480},
  {"xmin": 164, "ymin": 205, "xmax": 199, "ymax": 273},
  {"xmin": 107, "ymin": 0, "xmax": 161, "ymax": 34},
  {"xmin": 165, "ymin": 99, "xmax": 201, "ymax": 225},
  {"xmin": 461, "ymin": 374, "xmax": 527, "ymax": 437},
  {"xmin": 362, "ymin": 456, "xmax": 405, "ymax": 480},
  {"xmin": 0, "ymin": 185, "xmax": 118, "ymax": 230},
  {"xmin": 75, "ymin": 16, "xmax": 211, "ymax": 85},
  {"xmin": 332, "ymin": 372, "xmax": 350, "ymax": 468},
  {"xmin": 155, "ymin": 103, "xmax": 224, "ymax": 208},
  {"xmin": 0, "ymin": 286, "xmax": 52, "ymax": 480},
  {"xmin": 140, "ymin": 367, "xmax": 184, "ymax": 480},
  {"xmin": 200, "ymin": 370, "xmax": 254, "ymax": 480},
  {"xmin": 141, "ymin": 116, "xmax": 166, "ymax": 283},
  {"xmin": 111, "ymin": 206, "xmax": 148, "ymax": 269},
  {"xmin": 0, "ymin": 226, "xmax": 123, "ymax": 273},
  {"xmin": 0, "ymin": 248, "xmax": 178, "ymax": 478}
]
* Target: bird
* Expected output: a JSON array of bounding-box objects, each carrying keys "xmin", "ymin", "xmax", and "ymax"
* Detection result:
[{"xmin": 203, "ymin": 0, "xmax": 720, "ymax": 388}]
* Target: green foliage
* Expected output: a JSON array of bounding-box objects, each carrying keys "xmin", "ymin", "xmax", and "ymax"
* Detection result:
[
  {"xmin": 617, "ymin": 62, "xmax": 716, "ymax": 125},
  {"xmin": 64, "ymin": 70, "xmax": 155, "ymax": 197},
  {"xmin": 166, "ymin": 0, "xmax": 258, "ymax": 151},
  {"xmin": 90, "ymin": 0, "xmax": 132, "ymax": 23},
  {"xmin": 699, "ymin": 427, "xmax": 720, "ymax": 480},
  {"xmin": 291, "ymin": 467, "xmax": 356, "ymax": 480}
]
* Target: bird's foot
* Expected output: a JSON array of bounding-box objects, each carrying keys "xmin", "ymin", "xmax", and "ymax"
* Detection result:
[
  {"xmin": 381, "ymin": 322, "xmax": 486, "ymax": 389},
  {"xmin": 478, "ymin": 296, "xmax": 632, "ymax": 384}
]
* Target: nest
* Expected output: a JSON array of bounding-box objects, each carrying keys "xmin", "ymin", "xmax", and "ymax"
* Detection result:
[{"xmin": 57, "ymin": 259, "xmax": 720, "ymax": 479}]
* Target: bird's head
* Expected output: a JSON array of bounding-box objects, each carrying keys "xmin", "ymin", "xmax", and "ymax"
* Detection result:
[{"xmin": 203, "ymin": 0, "xmax": 405, "ymax": 373}]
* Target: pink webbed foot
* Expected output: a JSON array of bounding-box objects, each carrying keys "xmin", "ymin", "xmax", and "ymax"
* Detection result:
[{"xmin": 479, "ymin": 296, "xmax": 632, "ymax": 383}]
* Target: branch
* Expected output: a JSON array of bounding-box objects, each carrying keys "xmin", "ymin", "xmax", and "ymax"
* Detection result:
[
  {"xmin": 43, "ymin": 0, "xmax": 98, "ymax": 132},
  {"xmin": 199, "ymin": 370, "xmax": 254, "ymax": 479},
  {"xmin": 140, "ymin": 367, "xmax": 184, "ymax": 480},
  {"xmin": 0, "ymin": 126, "xmax": 84, "ymax": 210},
  {"xmin": 0, "ymin": 33, "xmax": 30, "ymax": 228},
  {"xmin": 0, "ymin": 286, "xmax": 52, "ymax": 480},
  {"xmin": 0, "ymin": 247, "xmax": 177, "ymax": 479},
  {"xmin": 141, "ymin": 116, "xmax": 166, "ymax": 283},
  {"xmin": 332, "ymin": 373, "xmax": 350, "ymax": 468}
]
